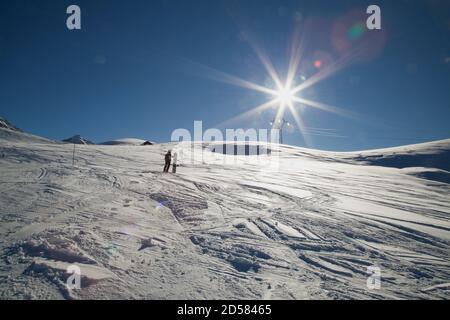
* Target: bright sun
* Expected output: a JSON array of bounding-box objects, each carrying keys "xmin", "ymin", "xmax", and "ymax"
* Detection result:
[
  {"xmin": 275, "ymin": 85, "xmax": 295, "ymax": 105},
  {"xmin": 208, "ymin": 27, "xmax": 356, "ymax": 147}
]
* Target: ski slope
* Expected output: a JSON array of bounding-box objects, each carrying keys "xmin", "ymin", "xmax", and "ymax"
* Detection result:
[{"xmin": 0, "ymin": 128, "xmax": 449, "ymax": 299}]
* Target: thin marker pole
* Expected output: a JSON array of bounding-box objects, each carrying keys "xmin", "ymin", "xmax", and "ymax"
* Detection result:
[{"xmin": 72, "ymin": 144, "xmax": 76, "ymax": 167}]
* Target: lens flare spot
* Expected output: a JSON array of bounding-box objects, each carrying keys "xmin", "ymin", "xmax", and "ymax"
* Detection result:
[
  {"xmin": 348, "ymin": 23, "xmax": 366, "ymax": 40},
  {"xmin": 314, "ymin": 60, "xmax": 322, "ymax": 69}
]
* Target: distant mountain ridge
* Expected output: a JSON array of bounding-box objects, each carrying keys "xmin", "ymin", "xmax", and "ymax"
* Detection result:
[
  {"xmin": 99, "ymin": 138, "xmax": 154, "ymax": 146},
  {"xmin": 62, "ymin": 135, "xmax": 95, "ymax": 145},
  {"xmin": 0, "ymin": 116, "xmax": 447, "ymax": 179}
]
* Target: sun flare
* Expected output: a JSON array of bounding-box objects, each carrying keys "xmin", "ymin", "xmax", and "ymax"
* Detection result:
[
  {"xmin": 274, "ymin": 85, "xmax": 296, "ymax": 106},
  {"xmin": 205, "ymin": 24, "xmax": 360, "ymax": 146}
]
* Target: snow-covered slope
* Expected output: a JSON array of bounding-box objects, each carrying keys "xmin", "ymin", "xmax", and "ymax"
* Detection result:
[
  {"xmin": 62, "ymin": 135, "xmax": 95, "ymax": 145},
  {"xmin": 0, "ymin": 131, "xmax": 449, "ymax": 300},
  {"xmin": 338, "ymin": 139, "xmax": 450, "ymax": 185},
  {"xmin": 343, "ymin": 139, "xmax": 450, "ymax": 171},
  {"xmin": 0, "ymin": 126, "xmax": 55, "ymax": 144},
  {"xmin": 0, "ymin": 117, "xmax": 56, "ymax": 144},
  {"xmin": 0, "ymin": 117, "xmax": 22, "ymax": 132}
]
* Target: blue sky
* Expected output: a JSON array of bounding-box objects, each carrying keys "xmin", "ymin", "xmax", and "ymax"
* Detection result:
[{"xmin": 0, "ymin": 0, "xmax": 449, "ymax": 151}]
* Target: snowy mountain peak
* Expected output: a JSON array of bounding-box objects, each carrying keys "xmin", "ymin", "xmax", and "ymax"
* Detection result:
[
  {"xmin": 62, "ymin": 135, "xmax": 95, "ymax": 145},
  {"xmin": 0, "ymin": 117, "xmax": 22, "ymax": 132}
]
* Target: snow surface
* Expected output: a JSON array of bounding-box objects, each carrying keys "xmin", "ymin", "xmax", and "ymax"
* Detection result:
[
  {"xmin": 0, "ymin": 129, "xmax": 449, "ymax": 299},
  {"xmin": 341, "ymin": 139, "xmax": 450, "ymax": 172}
]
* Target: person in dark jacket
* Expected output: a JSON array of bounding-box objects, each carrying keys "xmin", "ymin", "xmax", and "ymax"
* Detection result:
[{"xmin": 163, "ymin": 150, "xmax": 172, "ymax": 172}]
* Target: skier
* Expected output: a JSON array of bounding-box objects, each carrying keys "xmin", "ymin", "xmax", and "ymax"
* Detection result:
[
  {"xmin": 172, "ymin": 152, "xmax": 178, "ymax": 173},
  {"xmin": 163, "ymin": 150, "xmax": 172, "ymax": 173}
]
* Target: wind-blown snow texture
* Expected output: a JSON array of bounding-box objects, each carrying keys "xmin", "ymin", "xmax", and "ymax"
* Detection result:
[{"xmin": 0, "ymin": 128, "xmax": 449, "ymax": 300}]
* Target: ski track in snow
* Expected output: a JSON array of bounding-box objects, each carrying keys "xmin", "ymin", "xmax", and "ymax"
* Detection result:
[{"xmin": 0, "ymin": 136, "xmax": 449, "ymax": 300}]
